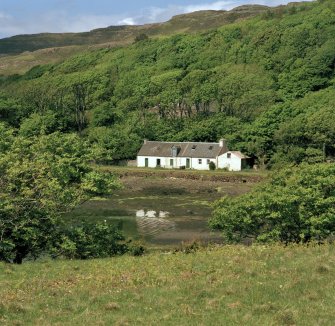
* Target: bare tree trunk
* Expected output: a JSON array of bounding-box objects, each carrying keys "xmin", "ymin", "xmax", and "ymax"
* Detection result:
[{"xmin": 72, "ymin": 82, "xmax": 91, "ymax": 133}]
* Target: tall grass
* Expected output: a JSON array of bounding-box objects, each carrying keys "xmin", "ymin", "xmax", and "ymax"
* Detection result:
[{"xmin": 0, "ymin": 244, "xmax": 334, "ymax": 325}]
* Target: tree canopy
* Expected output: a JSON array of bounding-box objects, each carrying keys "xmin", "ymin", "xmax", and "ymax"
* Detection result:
[
  {"xmin": 0, "ymin": 130, "xmax": 121, "ymax": 263},
  {"xmin": 210, "ymin": 164, "xmax": 335, "ymax": 244}
]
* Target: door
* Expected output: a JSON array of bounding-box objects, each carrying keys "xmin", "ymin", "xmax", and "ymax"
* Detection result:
[
  {"xmin": 156, "ymin": 159, "xmax": 161, "ymax": 167},
  {"xmin": 186, "ymin": 158, "xmax": 190, "ymax": 169},
  {"xmin": 145, "ymin": 158, "xmax": 149, "ymax": 167}
]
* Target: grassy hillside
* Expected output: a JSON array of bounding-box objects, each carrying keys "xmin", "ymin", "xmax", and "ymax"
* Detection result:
[
  {"xmin": 0, "ymin": 45, "xmax": 88, "ymax": 76},
  {"xmin": 0, "ymin": 244, "xmax": 334, "ymax": 325},
  {"xmin": 0, "ymin": 5, "xmax": 270, "ymax": 57},
  {"xmin": 0, "ymin": 5, "xmax": 272, "ymax": 76}
]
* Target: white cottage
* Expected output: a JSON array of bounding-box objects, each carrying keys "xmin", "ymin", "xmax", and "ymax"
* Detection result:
[{"xmin": 137, "ymin": 139, "xmax": 249, "ymax": 171}]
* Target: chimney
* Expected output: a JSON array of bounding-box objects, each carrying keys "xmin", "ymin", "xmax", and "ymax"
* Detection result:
[
  {"xmin": 219, "ymin": 139, "xmax": 228, "ymax": 153},
  {"xmin": 144, "ymin": 139, "xmax": 148, "ymax": 144}
]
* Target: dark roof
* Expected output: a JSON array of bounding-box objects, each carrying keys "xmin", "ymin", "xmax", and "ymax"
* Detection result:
[{"xmin": 138, "ymin": 141, "xmax": 228, "ymax": 158}]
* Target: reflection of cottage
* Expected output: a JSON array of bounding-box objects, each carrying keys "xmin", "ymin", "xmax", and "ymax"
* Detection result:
[
  {"xmin": 137, "ymin": 139, "xmax": 249, "ymax": 171},
  {"xmin": 135, "ymin": 210, "xmax": 175, "ymax": 237}
]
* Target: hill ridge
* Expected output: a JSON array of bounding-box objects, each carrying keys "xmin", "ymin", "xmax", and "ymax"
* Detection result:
[{"xmin": 0, "ymin": 4, "xmax": 272, "ymax": 56}]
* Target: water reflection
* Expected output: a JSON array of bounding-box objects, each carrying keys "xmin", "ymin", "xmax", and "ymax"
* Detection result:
[
  {"xmin": 136, "ymin": 210, "xmax": 170, "ymax": 218},
  {"xmin": 136, "ymin": 210, "xmax": 175, "ymax": 237},
  {"xmin": 66, "ymin": 192, "xmax": 224, "ymax": 245}
]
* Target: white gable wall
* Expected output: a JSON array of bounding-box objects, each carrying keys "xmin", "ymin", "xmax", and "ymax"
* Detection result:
[{"xmin": 217, "ymin": 152, "xmax": 242, "ymax": 171}]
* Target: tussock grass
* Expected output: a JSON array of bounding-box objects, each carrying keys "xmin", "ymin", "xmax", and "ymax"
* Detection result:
[{"xmin": 0, "ymin": 244, "xmax": 334, "ymax": 325}]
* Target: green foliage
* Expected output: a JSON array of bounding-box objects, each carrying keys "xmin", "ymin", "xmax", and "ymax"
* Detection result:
[
  {"xmin": 128, "ymin": 241, "xmax": 146, "ymax": 256},
  {"xmin": 87, "ymin": 127, "xmax": 117, "ymax": 162},
  {"xmin": 53, "ymin": 222, "xmax": 128, "ymax": 259},
  {"xmin": 210, "ymin": 164, "xmax": 335, "ymax": 244},
  {"xmin": 0, "ymin": 93, "xmax": 24, "ymax": 126},
  {"xmin": 209, "ymin": 161, "xmax": 216, "ymax": 170},
  {"xmin": 0, "ymin": 122, "xmax": 15, "ymax": 152},
  {"xmin": 0, "ymin": 132, "xmax": 121, "ymax": 263},
  {"xmin": 19, "ymin": 111, "xmax": 59, "ymax": 136},
  {"xmin": 271, "ymin": 102, "xmax": 335, "ymax": 166},
  {"xmin": 91, "ymin": 103, "xmax": 120, "ymax": 127},
  {"xmin": 81, "ymin": 171, "xmax": 120, "ymax": 195},
  {"xmin": 23, "ymin": 64, "xmax": 54, "ymax": 80}
]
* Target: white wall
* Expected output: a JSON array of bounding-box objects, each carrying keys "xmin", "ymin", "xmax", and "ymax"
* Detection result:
[
  {"xmin": 217, "ymin": 152, "xmax": 242, "ymax": 171},
  {"xmin": 190, "ymin": 158, "xmax": 215, "ymax": 170},
  {"xmin": 138, "ymin": 156, "xmax": 172, "ymax": 168},
  {"xmin": 138, "ymin": 156, "xmax": 216, "ymax": 170}
]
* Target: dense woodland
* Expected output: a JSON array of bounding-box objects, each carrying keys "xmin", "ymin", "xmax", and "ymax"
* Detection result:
[
  {"xmin": 1, "ymin": 0, "xmax": 335, "ymax": 262},
  {"xmin": 0, "ymin": 0, "xmax": 334, "ymax": 167}
]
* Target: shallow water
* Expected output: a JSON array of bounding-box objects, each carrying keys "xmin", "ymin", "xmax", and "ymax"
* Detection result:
[{"xmin": 66, "ymin": 190, "xmax": 224, "ymax": 246}]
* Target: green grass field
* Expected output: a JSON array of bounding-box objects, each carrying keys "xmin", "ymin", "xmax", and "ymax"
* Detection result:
[{"xmin": 1, "ymin": 244, "xmax": 334, "ymax": 325}]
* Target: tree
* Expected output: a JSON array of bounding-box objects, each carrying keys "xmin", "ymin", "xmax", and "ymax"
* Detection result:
[
  {"xmin": 210, "ymin": 164, "xmax": 335, "ymax": 244},
  {"xmin": 19, "ymin": 111, "xmax": 59, "ymax": 136},
  {"xmin": 0, "ymin": 132, "xmax": 120, "ymax": 263},
  {"xmin": 53, "ymin": 222, "xmax": 128, "ymax": 260},
  {"xmin": 91, "ymin": 103, "xmax": 120, "ymax": 127},
  {"xmin": 0, "ymin": 93, "xmax": 24, "ymax": 127},
  {"xmin": 72, "ymin": 81, "xmax": 91, "ymax": 132}
]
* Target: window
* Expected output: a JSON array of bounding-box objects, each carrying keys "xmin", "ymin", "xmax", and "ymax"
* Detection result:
[
  {"xmin": 209, "ymin": 146, "xmax": 213, "ymax": 150},
  {"xmin": 227, "ymin": 153, "xmax": 231, "ymax": 159},
  {"xmin": 198, "ymin": 159, "xmax": 202, "ymax": 164},
  {"xmin": 192, "ymin": 145, "xmax": 196, "ymax": 150},
  {"xmin": 207, "ymin": 159, "xmax": 210, "ymax": 164},
  {"xmin": 170, "ymin": 159, "xmax": 173, "ymax": 166}
]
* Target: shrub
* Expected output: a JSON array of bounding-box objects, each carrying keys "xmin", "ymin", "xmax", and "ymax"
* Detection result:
[
  {"xmin": 209, "ymin": 161, "xmax": 216, "ymax": 170},
  {"xmin": 128, "ymin": 241, "xmax": 146, "ymax": 256},
  {"xmin": 54, "ymin": 222, "xmax": 128, "ymax": 259},
  {"xmin": 175, "ymin": 240, "xmax": 202, "ymax": 254},
  {"xmin": 210, "ymin": 164, "xmax": 335, "ymax": 244}
]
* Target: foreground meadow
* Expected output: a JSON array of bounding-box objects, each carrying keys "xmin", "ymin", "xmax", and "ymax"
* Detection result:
[{"xmin": 0, "ymin": 244, "xmax": 334, "ymax": 325}]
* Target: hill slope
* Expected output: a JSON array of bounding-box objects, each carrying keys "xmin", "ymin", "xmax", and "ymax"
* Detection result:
[
  {"xmin": 0, "ymin": 0, "xmax": 334, "ymax": 168},
  {"xmin": 0, "ymin": 5, "xmax": 270, "ymax": 56}
]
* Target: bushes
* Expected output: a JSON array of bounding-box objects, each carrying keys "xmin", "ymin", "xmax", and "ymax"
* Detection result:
[
  {"xmin": 54, "ymin": 222, "xmax": 128, "ymax": 260},
  {"xmin": 209, "ymin": 161, "xmax": 216, "ymax": 170},
  {"xmin": 210, "ymin": 163, "xmax": 335, "ymax": 244}
]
